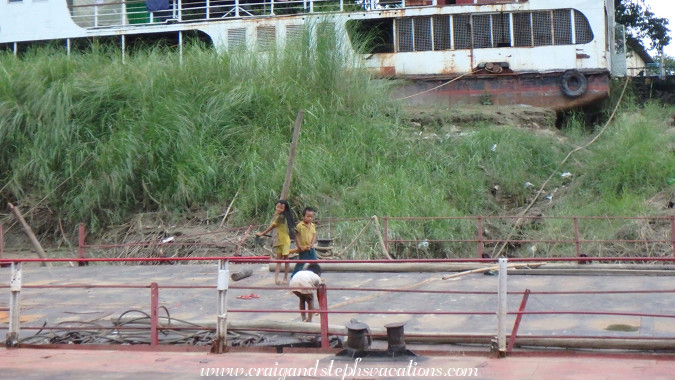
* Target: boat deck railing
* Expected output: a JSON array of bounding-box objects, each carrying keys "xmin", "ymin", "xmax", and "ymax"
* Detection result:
[{"xmin": 69, "ymin": 0, "xmax": 431, "ymax": 29}]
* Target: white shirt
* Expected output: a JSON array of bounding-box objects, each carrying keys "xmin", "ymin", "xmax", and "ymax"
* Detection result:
[{"xmin": 289, "ymin": 270, "xmax": 321, "ymax": 294}]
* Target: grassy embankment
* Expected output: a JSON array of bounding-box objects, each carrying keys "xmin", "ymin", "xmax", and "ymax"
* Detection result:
[{"xmin": 0, "ymin": 33, "xmax": 674, "ymax": 259}]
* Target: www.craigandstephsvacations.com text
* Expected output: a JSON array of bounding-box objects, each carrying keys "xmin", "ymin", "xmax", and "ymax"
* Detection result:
[{"xmin": 200, "ymin": 358, "xmax": 478, "ymax": 379}]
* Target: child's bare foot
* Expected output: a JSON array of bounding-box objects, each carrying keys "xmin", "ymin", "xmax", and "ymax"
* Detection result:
[{"xmin": 275, "ymin": 279, "xmax": 281, "ymax": 285}]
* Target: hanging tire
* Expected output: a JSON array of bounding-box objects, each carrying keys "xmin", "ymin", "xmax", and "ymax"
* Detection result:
[{"xmin": 560, "ymin": 70, "xmax": 588, "ymax": 98}]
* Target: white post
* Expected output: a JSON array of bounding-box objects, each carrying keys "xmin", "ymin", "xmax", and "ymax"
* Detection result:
[
  {"xmin": 497, "ymin": 257, "xmax": 507, "ymax": 355},
  {"xmin": 179, "ymin": 31, "xmax": 183, "ymax": 65},
  {"xmin": 121, "ymin": 35, "xmax": 126, "ymax": 64},
  {"xmin": 6, "ymin": 262, "xmax": 22, "ymax": 347},
  {"xmin": 215, "ymin": 260, "xmax": 230, "ymax": 353}
]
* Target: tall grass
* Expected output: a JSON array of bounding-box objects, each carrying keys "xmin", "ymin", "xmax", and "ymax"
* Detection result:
[{"xmin": 1, "ymin": 36, "xmax": 674, "ymax": 260}]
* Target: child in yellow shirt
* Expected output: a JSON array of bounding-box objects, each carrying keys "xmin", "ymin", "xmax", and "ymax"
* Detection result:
[
  {"xmin": 257, "ymin": 200, "xmax": 296, "ymax": 285},
  {"xmin": 292, "ymin": 207, "xmax": 317, "ymax": 278}
]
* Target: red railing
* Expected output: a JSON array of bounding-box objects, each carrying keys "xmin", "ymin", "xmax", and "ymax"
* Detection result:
[
  {"xmin": 3, "ymin": 216, "xmax": 671, "ymax": 263},
  {"xmin": 1, "ymin": 256, "xmax": 675, "ymax": 354}
]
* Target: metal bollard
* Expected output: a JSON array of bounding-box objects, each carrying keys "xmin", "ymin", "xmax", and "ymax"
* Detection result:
[
  {"xmin": 384, "ymin": 322, "xmax": 406, "ymax": 354},
  {"xmin": 345, "ymin": 320, "xmax": 370, "ymax": 355}
]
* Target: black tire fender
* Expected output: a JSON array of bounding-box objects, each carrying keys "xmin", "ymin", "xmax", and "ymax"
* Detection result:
[{"xmin": 560, "ymin": 70, "xmax": 588, "ymax": 98}]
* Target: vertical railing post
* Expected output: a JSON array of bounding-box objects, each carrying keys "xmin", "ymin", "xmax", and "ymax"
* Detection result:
[
  {"xmin": 6, "ymin": 262, "xmax": 22, "ymax": 347},
  {"xmin": 383, "ymin": 217, "xmax": 389, "ymax": 256},
  {"xmin": 496, "ymin": 257, "xmax": 507, "ymax": 356},
  {"xmin": 477, "ymin": 216, "xmax": 484, "ymax": 258},
  {"xmin": 573, "ymin": 217, "xmax": 581, "ymax": 257},
  {"xmin": 150, "ymin": 282, "xmax": 159, "ymax": 346},
  {"xmin": 317, "ymin": 283, "xmax": 329, "ymax": 349},
  {"xmin": 215, "ymin": 260, "xmax": 230, "ymax": 353},
  {"xmin": 670, "ymin": 216, "xmax": 675, "ymax": 257},
  {"xmin": 78, "ymin": 223, "xmax": 88, "ymax": 266}
]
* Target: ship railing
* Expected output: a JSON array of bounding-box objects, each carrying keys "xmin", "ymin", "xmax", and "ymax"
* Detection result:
[
  {"xmin": 68, "ymin": 0, "xmax": 416, "ymax": 29},
  {"xmin": 2, "ymin": 257, "xmax": 675, "ymax": 354}
]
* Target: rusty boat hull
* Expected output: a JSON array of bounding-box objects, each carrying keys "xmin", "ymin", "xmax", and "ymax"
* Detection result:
[{"xmin": 395, "ymin": 71, "xmax": 610, "ymax": 110}]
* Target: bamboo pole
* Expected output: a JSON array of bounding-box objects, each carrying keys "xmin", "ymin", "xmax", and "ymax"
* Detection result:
[
  {"xmin": 442, "ymin": 262, "xmax": 545, "ymax": 280},
  {"xmin": 280, "ymin": 110, "xmax": 304, "ymax": 200},
  {"xmin": 219, "ymin": 189, "xmax": 239, "ymax": 228},
  {"xmin": 8, "ymin": 203, "xmax": 50, "ymax": 267}
]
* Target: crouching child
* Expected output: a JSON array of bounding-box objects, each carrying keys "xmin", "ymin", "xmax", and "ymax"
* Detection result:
[{"xmin": 289, "ymin": 263, "xmax": 323, "ymax": 322}]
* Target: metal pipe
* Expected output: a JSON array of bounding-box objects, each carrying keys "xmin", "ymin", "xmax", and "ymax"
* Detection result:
[
  {"xmin": 497, "ymin": 257, "xmax": 507, "ymax": 355},
  {"xmin": 78, "ymin": 223, "xmax": 86, "ymax": 266},
  {"xmin": 477, "ymin": 216, "xmax": 484, "ymax": 258},
  {"xmin": 318, "ymin": 283, "xmax": 329, "ymax": 349},
  {"xmin": 215, "ymin": 260, "xmax": 229, "ymax": 353},
  {"xmin": 573, "ymin": 217, "xmax": 581, "ymax": 256},
  {"xmin": 0, "ymin": 224, "xmax": 4, "ymax": 260},
  {"xmin": 150, "ymin": 282, "xmax": 159, "ymax": 346},
  {"xmin": 508, "ymin": 288, "xmax": 530, "ymax": 352},
  {"xmin": 6, "ymin": 262, "xmax": 22, "ymax": 347}
]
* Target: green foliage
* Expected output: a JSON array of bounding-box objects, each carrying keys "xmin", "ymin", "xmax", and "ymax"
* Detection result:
[
  {"xmin": 574, "ymin": 102, "xmax": 675, "ymax": 210},
  {"xmin": 615, "ymin": 0, "xmax": 671, "ymax": 52}
]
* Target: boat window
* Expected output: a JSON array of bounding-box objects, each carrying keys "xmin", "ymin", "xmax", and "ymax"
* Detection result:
[
  {"xmin": 453, "ymin": 14, "xmax": 471, "ymax": 50},
  {"xmin": 389, "ymin": 8, "xmax": 594, "ymax": 53},
  {"xmin": 472, "ymin": 14, "xmax": 491, "ymax": 49},
  {"xmin": 553, "ymin": 9, "xmax": 572, "ymax": 45},
  {"xmin": 396, "ymin": 18, "xmax": 413, "ymax": 52},
  {"xmin": 228, "ymin": 28, "xmax": 246, "ymax": 50},
  {"xmin": 346, "ymin": 19, "xmax": 394, "ymax": 54},
  {"xmin": 432, "ymin": 15, "xmax": 451, "ymax": 50},
  {"xmin": 512, "ymin": 12, "xmax": 532, "ymax": 47},
  {"xmin": 574, "ymin": 10, "xmax": 594, "ymax": 44},
  {"xmin": 532, "ymin": 11, "xmax": 552, "ymax": 46},
  {"xmin": 256, "ymin": 26, "xmax": 275, "ymax": 52},
  {"xmin": 413, "ymin": 17, "xmax": 432, "ymax": 51},
  {"xmin": 492, "ymin": 13, "xmax": 510, "ymax": 47}
]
